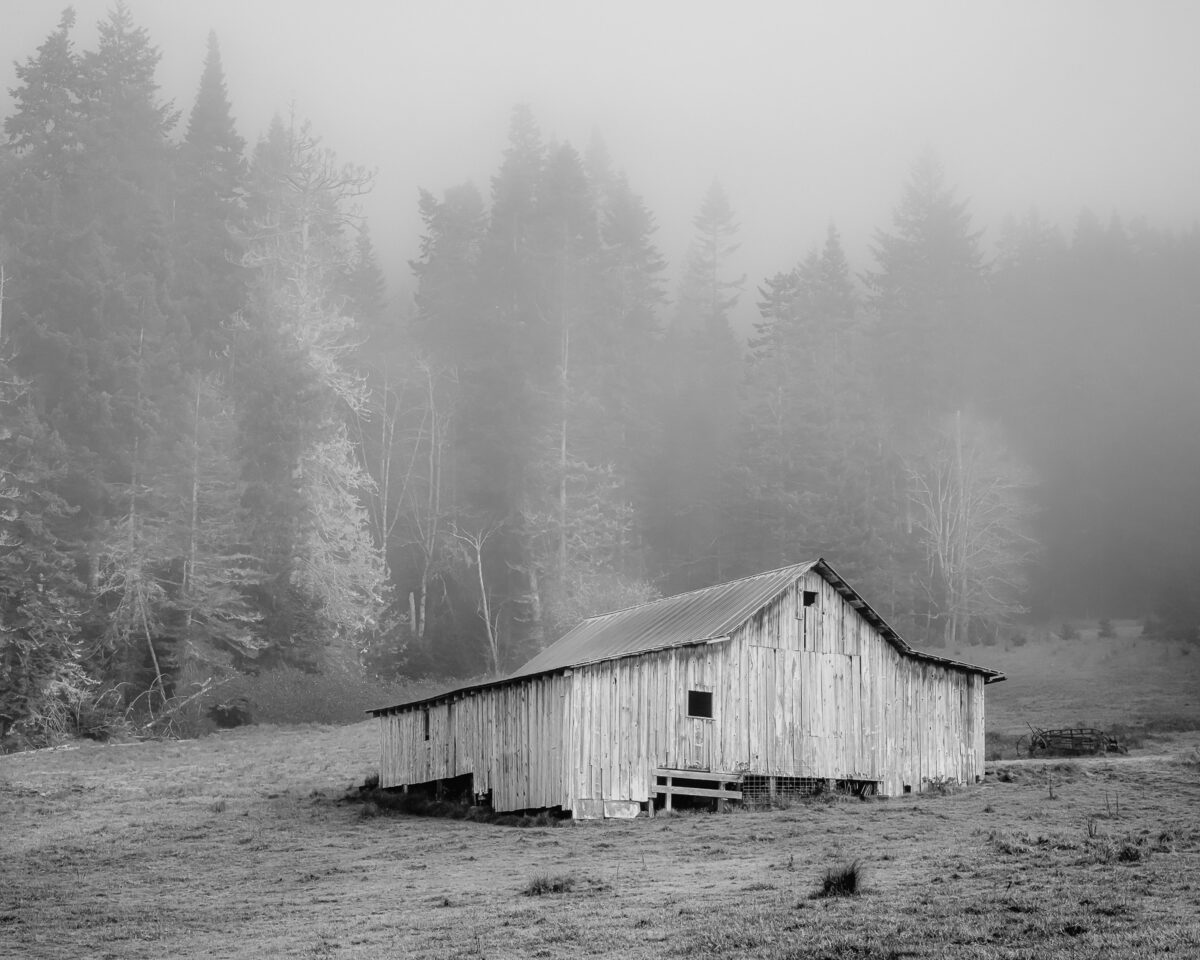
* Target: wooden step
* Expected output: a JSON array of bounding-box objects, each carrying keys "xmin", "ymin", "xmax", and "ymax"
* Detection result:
[
  {"xmin": 653, "ymin": 768, "xmax": 743, "ymax": 811},
  {"xmin": 653, "ymin": 767, "xmax": 742, "ymax": 783}
]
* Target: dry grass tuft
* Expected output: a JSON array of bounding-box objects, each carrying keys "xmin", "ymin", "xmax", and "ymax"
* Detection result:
[
  {"xmin": 1082, "ymin": 833, "xmax": 1150, "ymax": 864},
  {"xmin": 989, "ymin": 829, "xmax": 1032, "ymax": 855},
  {"xmin": 522, "ymin": 873, "xmax": 576, "ymax": 896},
  {"xmin": 814, "ymin": 859, "xmax": 864, "ymax": 898}
]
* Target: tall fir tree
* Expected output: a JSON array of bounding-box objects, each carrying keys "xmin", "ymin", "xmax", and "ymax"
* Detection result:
[
  {"xmin": 342, "ymin": 224, "xmax": 387, "ymax": 328},
  {"xmin": 593, "ymin": 173, "xmax": 665, "ymax": 528},
  {"xmin": 409, "ymin": 182, "xmax": 487, "ymax": 364},
  {"xmin": 675, "ymin": 180, "xmax": 746, "ymax": 338},
  {"xmin": 4, "ymin": 5, "xmax": 191, "ymax": 707},
  {"xmin": 403, "ymin": 182, "xmax": 487, "ymax": 672},
  {"xmin": 3, "ymin": 7, "xmax": 83, "ymax": 171},
  {"xmin": 866, "ymin": 153, "xmax": 1044, "ymax": 641},
  {"xmin": 737, "ymin": 225, "xmax": 892, "ymax": 591},
  {"xmin": 0, "ymin": 361, "xmax": 85, "ymax": 741},
  {"xmin": 519, "ymin": 141, "xmax": 659, "ymax": 651},
  {"xmin": 173, "ymin": 30, "xmax": 246, "ymax": 362},
  {"xmin": 472, "ymin": 104, "xmax": 546, "ymax": 516},
  {"xmin": 647, "ymin": 180, "xmax": 744, "ymax": 593},
  {"xmin": 865, "ymin": 151, "xmax": 986, "ymax": 432},
  {"xmin": 236, "ymin": 117, "xmax": 384, "ymax": 665}
]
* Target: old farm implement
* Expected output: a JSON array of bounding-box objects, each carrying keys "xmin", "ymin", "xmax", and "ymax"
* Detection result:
[{"xmin": 1019, "ymin": 723, "xmax": 1127, "ymax": 758}]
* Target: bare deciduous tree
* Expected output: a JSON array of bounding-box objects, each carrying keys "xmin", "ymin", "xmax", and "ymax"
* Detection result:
[
  {"xmin": 906, "ymin": 411, "xmax": 1037, "ymax": 647},
  {"xmin": 449, "ymin": 519, "xmax": 505, "ymax": 676}
]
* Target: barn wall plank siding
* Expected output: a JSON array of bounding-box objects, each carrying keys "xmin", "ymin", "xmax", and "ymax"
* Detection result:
[{"xmin": 372, "ymin": 560, "xmax": 1002, "ymax": 814}]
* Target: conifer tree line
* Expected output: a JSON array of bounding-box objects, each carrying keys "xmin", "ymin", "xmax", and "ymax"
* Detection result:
[{"xmin": 2, "ymin": 6, "xmax": 1198, "ymax": 741}]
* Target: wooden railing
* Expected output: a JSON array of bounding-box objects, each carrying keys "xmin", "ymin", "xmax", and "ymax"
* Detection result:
[{"xmin": 653, "ymin": 767, "xmax": 743, "ymax": 813}]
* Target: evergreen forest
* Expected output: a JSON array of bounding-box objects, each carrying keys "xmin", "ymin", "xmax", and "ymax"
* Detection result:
[{"xmin": 2, "ymin": 6, "xmax": 1198, "ymax": 744}]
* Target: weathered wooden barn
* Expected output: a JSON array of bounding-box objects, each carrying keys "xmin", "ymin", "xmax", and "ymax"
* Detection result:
[{"xmin": 371, "ymin": 560, "xmax": 1004, "ymax": 817}]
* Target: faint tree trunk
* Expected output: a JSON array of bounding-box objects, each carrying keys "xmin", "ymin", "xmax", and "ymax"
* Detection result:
[
  {"xmin": 450, "ymin": 520, "xmax": 504, "ymax": 676},
  {"xmin": 353, "ymin": 368, "xmax": 401, "ymax": 591},
  {"xmin": 415, "ymin": 361, "xmax": 451, "ymax": 639},
  {"xmin": 0, "ymin": 259, "xmax": 9, "ymax": 342},
  {"xmin": 103, "ymin": 325, "xmax": 166, "ymax": 705},
  {"xmin": 559, "ymin": 322, "xmax": 569, "ymax": 579},
  {"xmin": 526, "ymin": 564, "xmax": 543, "ymax": 648},
  {"xmin": 184, "ymin": 379, "xmax": 201, "ymax": 609},
  {"xmin": 354, "ymin": 356, "xmax": 458, "ymax": 642}
]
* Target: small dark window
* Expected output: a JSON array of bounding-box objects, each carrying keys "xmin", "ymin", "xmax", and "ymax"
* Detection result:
[
  {"xmin": 687, "ymin": 690, "xmax": 713, "ymax": 719},
  {"xmin": 422, "ymin": 709, "xmax": 430, "ymax": 741},
  {"xmin": 802, "ymin": 590, "xmax": 818, "ymax": 607}
]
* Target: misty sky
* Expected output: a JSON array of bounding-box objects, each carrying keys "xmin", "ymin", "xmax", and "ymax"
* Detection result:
[{"xmin": 5, "ymin": 0, "xmax": 1199, "ymax": 308}]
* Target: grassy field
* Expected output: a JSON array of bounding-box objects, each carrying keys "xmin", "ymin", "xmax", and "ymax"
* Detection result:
[
  {"xmin": 3, "ymin": 629, "xmax": 1199, "ymax": 959},
  {"xmin": 966, "ymin": 622, "xmax": 1200, "ymax": 749}
]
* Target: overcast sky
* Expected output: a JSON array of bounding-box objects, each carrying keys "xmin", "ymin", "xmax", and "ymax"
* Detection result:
[{"xmin": 5, "ymin": 0, "xmax": 1199, "ymax": 309}]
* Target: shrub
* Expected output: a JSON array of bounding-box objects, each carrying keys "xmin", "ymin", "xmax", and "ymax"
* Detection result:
[
  {"xmin": 358, "ymin": 800, "xmax": 382, "ymax": 820},
  {"xmin": 989, "ymin": 830, "xmax": 1031, "ymax": 855},
  {"xmin": 922, "ymin": 776, "xmax": 962, "ymax": 796},
  {"xmin": 523, "ymin": 874, "xmax": 575, "ymax": 896},
  {"xmin": 814, "ymin": 860, "xmax": 863, "ymax": 898}
]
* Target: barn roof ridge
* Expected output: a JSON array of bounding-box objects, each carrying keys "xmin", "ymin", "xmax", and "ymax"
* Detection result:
[{"xmin": 576, "ymin": 560, "xmax": 818, "ymax": 623}]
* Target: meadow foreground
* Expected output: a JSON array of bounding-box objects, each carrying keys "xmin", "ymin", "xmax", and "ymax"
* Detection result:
[{"xmin": 3, "ymin": 631, "xmax": 1200, "ymax": 959}]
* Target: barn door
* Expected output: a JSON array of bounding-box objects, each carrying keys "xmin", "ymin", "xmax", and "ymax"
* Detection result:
[
  {"xmin": 686, "ymin": 717, "xmax": 712, "ymax": 771},
  {"xmin": 684, "ymin": 688, "xmax": 714, "ymax": 771}
]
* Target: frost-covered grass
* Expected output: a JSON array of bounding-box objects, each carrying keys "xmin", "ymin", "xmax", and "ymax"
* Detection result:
[{"xmin": 1, "ymin": 649, "xmax": 1199, "ymax": 959}]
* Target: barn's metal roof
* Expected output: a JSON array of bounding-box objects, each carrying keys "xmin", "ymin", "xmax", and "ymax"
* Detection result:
[
  {"xmin": 508, "ymin": 561, "xmax": 819, "ymax": 679},
  {"xmin": 369, "ymin": 558, "xmax": 1005, "ymax": 715}
]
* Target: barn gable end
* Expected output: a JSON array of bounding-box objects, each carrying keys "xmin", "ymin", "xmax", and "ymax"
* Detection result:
[{"xmin": 371, "ymin": 559, "xmax": 1002, "ymax": 814}]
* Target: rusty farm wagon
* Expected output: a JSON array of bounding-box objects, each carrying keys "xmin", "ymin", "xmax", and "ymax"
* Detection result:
[{"xmin": 370, "ymin": 559, "xmax": 1005, "ymax": 818}]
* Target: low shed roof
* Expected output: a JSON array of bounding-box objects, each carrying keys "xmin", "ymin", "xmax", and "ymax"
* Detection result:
[{"xmin": 370, "ymin": 558, "xmax": 1004, "ymax": 715}]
